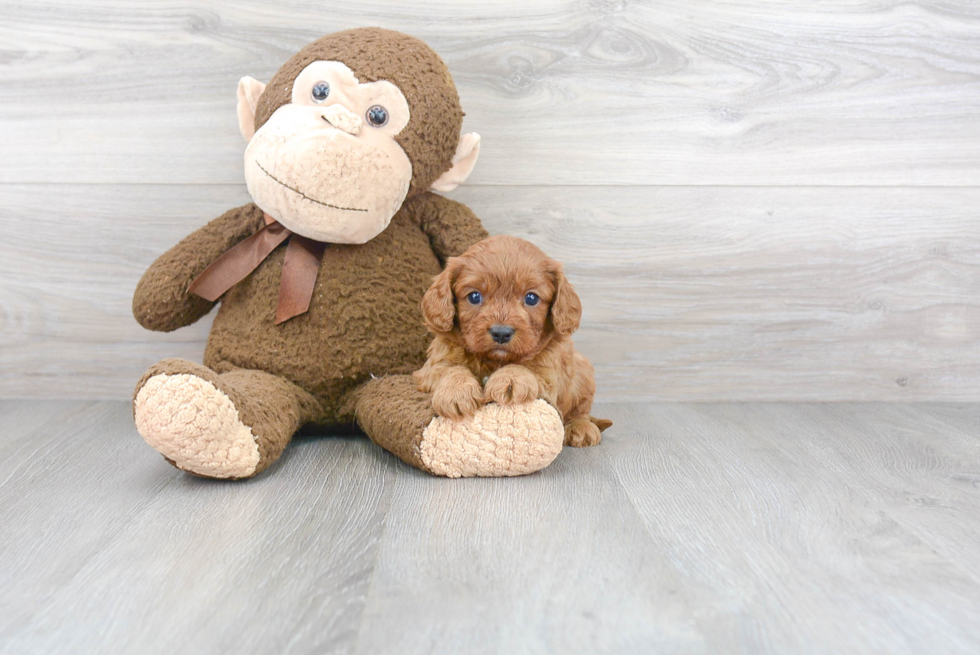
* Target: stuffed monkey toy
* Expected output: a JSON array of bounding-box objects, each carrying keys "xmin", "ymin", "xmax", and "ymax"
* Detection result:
[{"xmin": 132, "ymin": 28, "xmax": 565, "ymax": 479}]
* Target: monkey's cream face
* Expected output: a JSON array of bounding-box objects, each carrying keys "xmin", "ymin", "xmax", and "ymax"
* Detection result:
[{"xmin": 244, "ymin": 61, "xmax": 413, "ymax": 244}]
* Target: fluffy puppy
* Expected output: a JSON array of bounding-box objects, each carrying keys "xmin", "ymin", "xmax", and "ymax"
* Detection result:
[{"xmin": 414, "ymin": 235, "xmax": 611, "ymax": 447}]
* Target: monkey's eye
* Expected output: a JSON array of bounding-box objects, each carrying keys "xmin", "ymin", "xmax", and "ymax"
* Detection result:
[
  {"xmin": 366, "ymin": 105, "xmax": 389, "ymax": 127},
  {"xmin": 467, "ymin": 291, "xmax": 482, "ymax": 305},
  {"xmin": 524, "ymin": 292, "xmax": 540, "ymax": 306},
  {"xmin": 311, "ymin": 81, "xmax": 330, "ymax": 103}
]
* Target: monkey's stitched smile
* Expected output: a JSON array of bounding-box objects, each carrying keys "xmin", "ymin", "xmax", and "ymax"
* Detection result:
[{"xmin": 256, "ymin": 162, "xmax": 368, "ymax": 212}]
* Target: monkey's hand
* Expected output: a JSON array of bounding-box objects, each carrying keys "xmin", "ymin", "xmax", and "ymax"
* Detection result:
[
  {"xmin": 133, "ymin": 204, "xmax": 265, "ymax": 332},
  {"xmin": 484, "ymin": 365, "xmax": 540, "ymax": 406}
]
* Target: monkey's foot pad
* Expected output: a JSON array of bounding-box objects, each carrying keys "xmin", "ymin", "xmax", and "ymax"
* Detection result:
[
  {"xmin": 134, "ymin": 373, "xmax": 260, "ymax": 479},
  {"xmin": 420, "ymin": 400, "xmax": 564, "ymax": 478}
]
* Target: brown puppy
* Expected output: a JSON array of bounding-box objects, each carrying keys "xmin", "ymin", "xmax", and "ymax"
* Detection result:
[{"xmin": 414, "ymin": 235, "xmax": 611, "ymax": 447}]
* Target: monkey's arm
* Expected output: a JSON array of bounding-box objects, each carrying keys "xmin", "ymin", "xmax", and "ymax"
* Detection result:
[
  {"xmin": 413, "ymin": 192, "xmax": 489, "ymax": 263},
  {"xmin": 133, "ymin": 203, "xmax": 266, "ymax": 332}
]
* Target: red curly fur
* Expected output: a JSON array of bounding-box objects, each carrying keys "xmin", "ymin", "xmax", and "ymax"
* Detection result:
[{"xmin": 414, "ymin": 235, "xmax": 611, "ymax": 447}]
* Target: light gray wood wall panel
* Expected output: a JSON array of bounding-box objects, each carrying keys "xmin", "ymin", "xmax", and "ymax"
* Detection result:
[
  {"xmin": 1, "ymin": 184, "xmax": 976, "ymax": 401},
  {"xmin": 3, "ymin": 401, "xmax": 979, "ymax": 653},
  {"xmin": 1, "ymin": 0, "xmax": 978, "ymax": 185},
  {"xmin": 1, "ymin": 1, "xmax": 978, "ymax": 400}
]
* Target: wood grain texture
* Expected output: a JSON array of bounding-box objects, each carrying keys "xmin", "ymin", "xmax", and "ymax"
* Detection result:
[
  {"xmin": 1, "ymin": 184, "xmax": 977, "ymax": 401},
  {"xmin": 808, "ymin": 403, "xmax": 980, "ymax": 581},
  {"xmin": 1, "ymin": 1, "xmax": 978, "ymax": 400},
  {"xmin": 607, "ymin": 402, "xmax": 980, "ymax": 653},
  {"xmin": 1, "ymin": 0, "xmax": 979, "ymax": 185},
  {"xmin": 1, "ymin": 401, "xmax": 979, "ymax": 654},
  {"xmin": 0, "ymin": 402, "xmax": 397, "ymax": 654}
]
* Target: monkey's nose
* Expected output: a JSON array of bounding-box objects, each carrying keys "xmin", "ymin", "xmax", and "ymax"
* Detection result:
[
  {"xmin": 320, "ymin": 104, "xmax": 362, "ymax": 136},
  {"xmin": 489, "ymin": 325, "xmax": 515, "ymax": 344}
]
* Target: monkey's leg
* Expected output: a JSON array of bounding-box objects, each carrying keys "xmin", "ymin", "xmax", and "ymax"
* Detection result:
[
  {"xmin": 133, "ymin": 359, "xmax": 320, "ymax": 479},
  {"xmin": 350, "ymin": 375, "xmax": 565, "ymax": 478}
]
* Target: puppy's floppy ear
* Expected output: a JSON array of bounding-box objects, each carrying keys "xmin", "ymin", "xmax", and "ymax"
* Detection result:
[
  {"xmin": 549, "ymin": 264, "xmax": 582, "ymax": 336},
  {"xmin": 422, "ymin": 258, "xmax": 459, "ymax": 333}
]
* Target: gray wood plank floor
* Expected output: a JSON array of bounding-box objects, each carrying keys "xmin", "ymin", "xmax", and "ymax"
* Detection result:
[{"xmin": 1, "ymin": 401, "xmax": 978, "ymax": 654}]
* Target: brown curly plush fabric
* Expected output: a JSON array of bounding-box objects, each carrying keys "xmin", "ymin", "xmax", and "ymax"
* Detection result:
[
  {"xmin": 355, "ymin": 377, "xmax": 565, "ymax": 478},
  {"xmin": 132, "ymin": 28, "xmax": 567, "ymax": 479},
  {"xmin": 134, "ymin": 358, "xmax": 320, "ymax": 477},
  {"xmin": 254, "ymin": 27, "xmax": 464, "ymax": 198},
  {"xmin": 134, "ymin": 193, "xmax": 488, "ymax": 424},
  {"xmin": 133, "ymin": 204, "xmax": 266, "ymax": 332}
]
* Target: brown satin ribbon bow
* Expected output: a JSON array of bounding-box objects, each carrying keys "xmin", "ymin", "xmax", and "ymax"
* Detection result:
[{"xmin": 188, "ymin": 213, "xmax": 326, "ymax": 325}]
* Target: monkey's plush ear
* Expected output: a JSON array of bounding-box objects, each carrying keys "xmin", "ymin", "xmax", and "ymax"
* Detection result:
[
  {"xmin": 549, "ymin": 265, "xmax": 583, "ymax": 336},
  {"xmin": 237, "ymin": 76, "xmax": 267, "ymax": 142},
  {"xmin": 421, "ymin": 259, "xmax": 459, "ymax": 333},
  {"xmin": 430, "ymin": 133, "xmax": 481, "ymax": 192}
]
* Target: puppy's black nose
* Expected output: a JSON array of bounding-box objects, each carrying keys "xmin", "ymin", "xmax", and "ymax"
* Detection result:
[{"xmin": 489, "ymin": 325, "xmax": 514, "ymax": 344}]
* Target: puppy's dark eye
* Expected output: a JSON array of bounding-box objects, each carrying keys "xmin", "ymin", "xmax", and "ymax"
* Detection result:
[
  {"xmin": 467, "ymin": 291, "xmax": 482, "ymax": 305},
  {"xmin": 524, "ymin": 292, "xmax": 540, "ymax": 306},
  {"xmin": 311, "ymin": 81, "xmax": 330, "ymax": 103}
]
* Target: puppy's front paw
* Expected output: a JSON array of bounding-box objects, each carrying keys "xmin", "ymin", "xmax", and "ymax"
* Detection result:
[
  {"xmin": 431, "ymin": 376, "xmax": 484, "ymax": 420},
  {"xmin": 564, "ymin": 418, "xmax": 602, "ymax": 448},
  {"xmin": 484, "ymin": 365, "xmax": 539, "ymax": 405}
]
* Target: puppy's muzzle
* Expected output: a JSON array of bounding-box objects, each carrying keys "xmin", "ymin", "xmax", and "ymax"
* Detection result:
[{"xmin": 489, "ymin": 324, "xmax": 515, "ymax": 344}]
